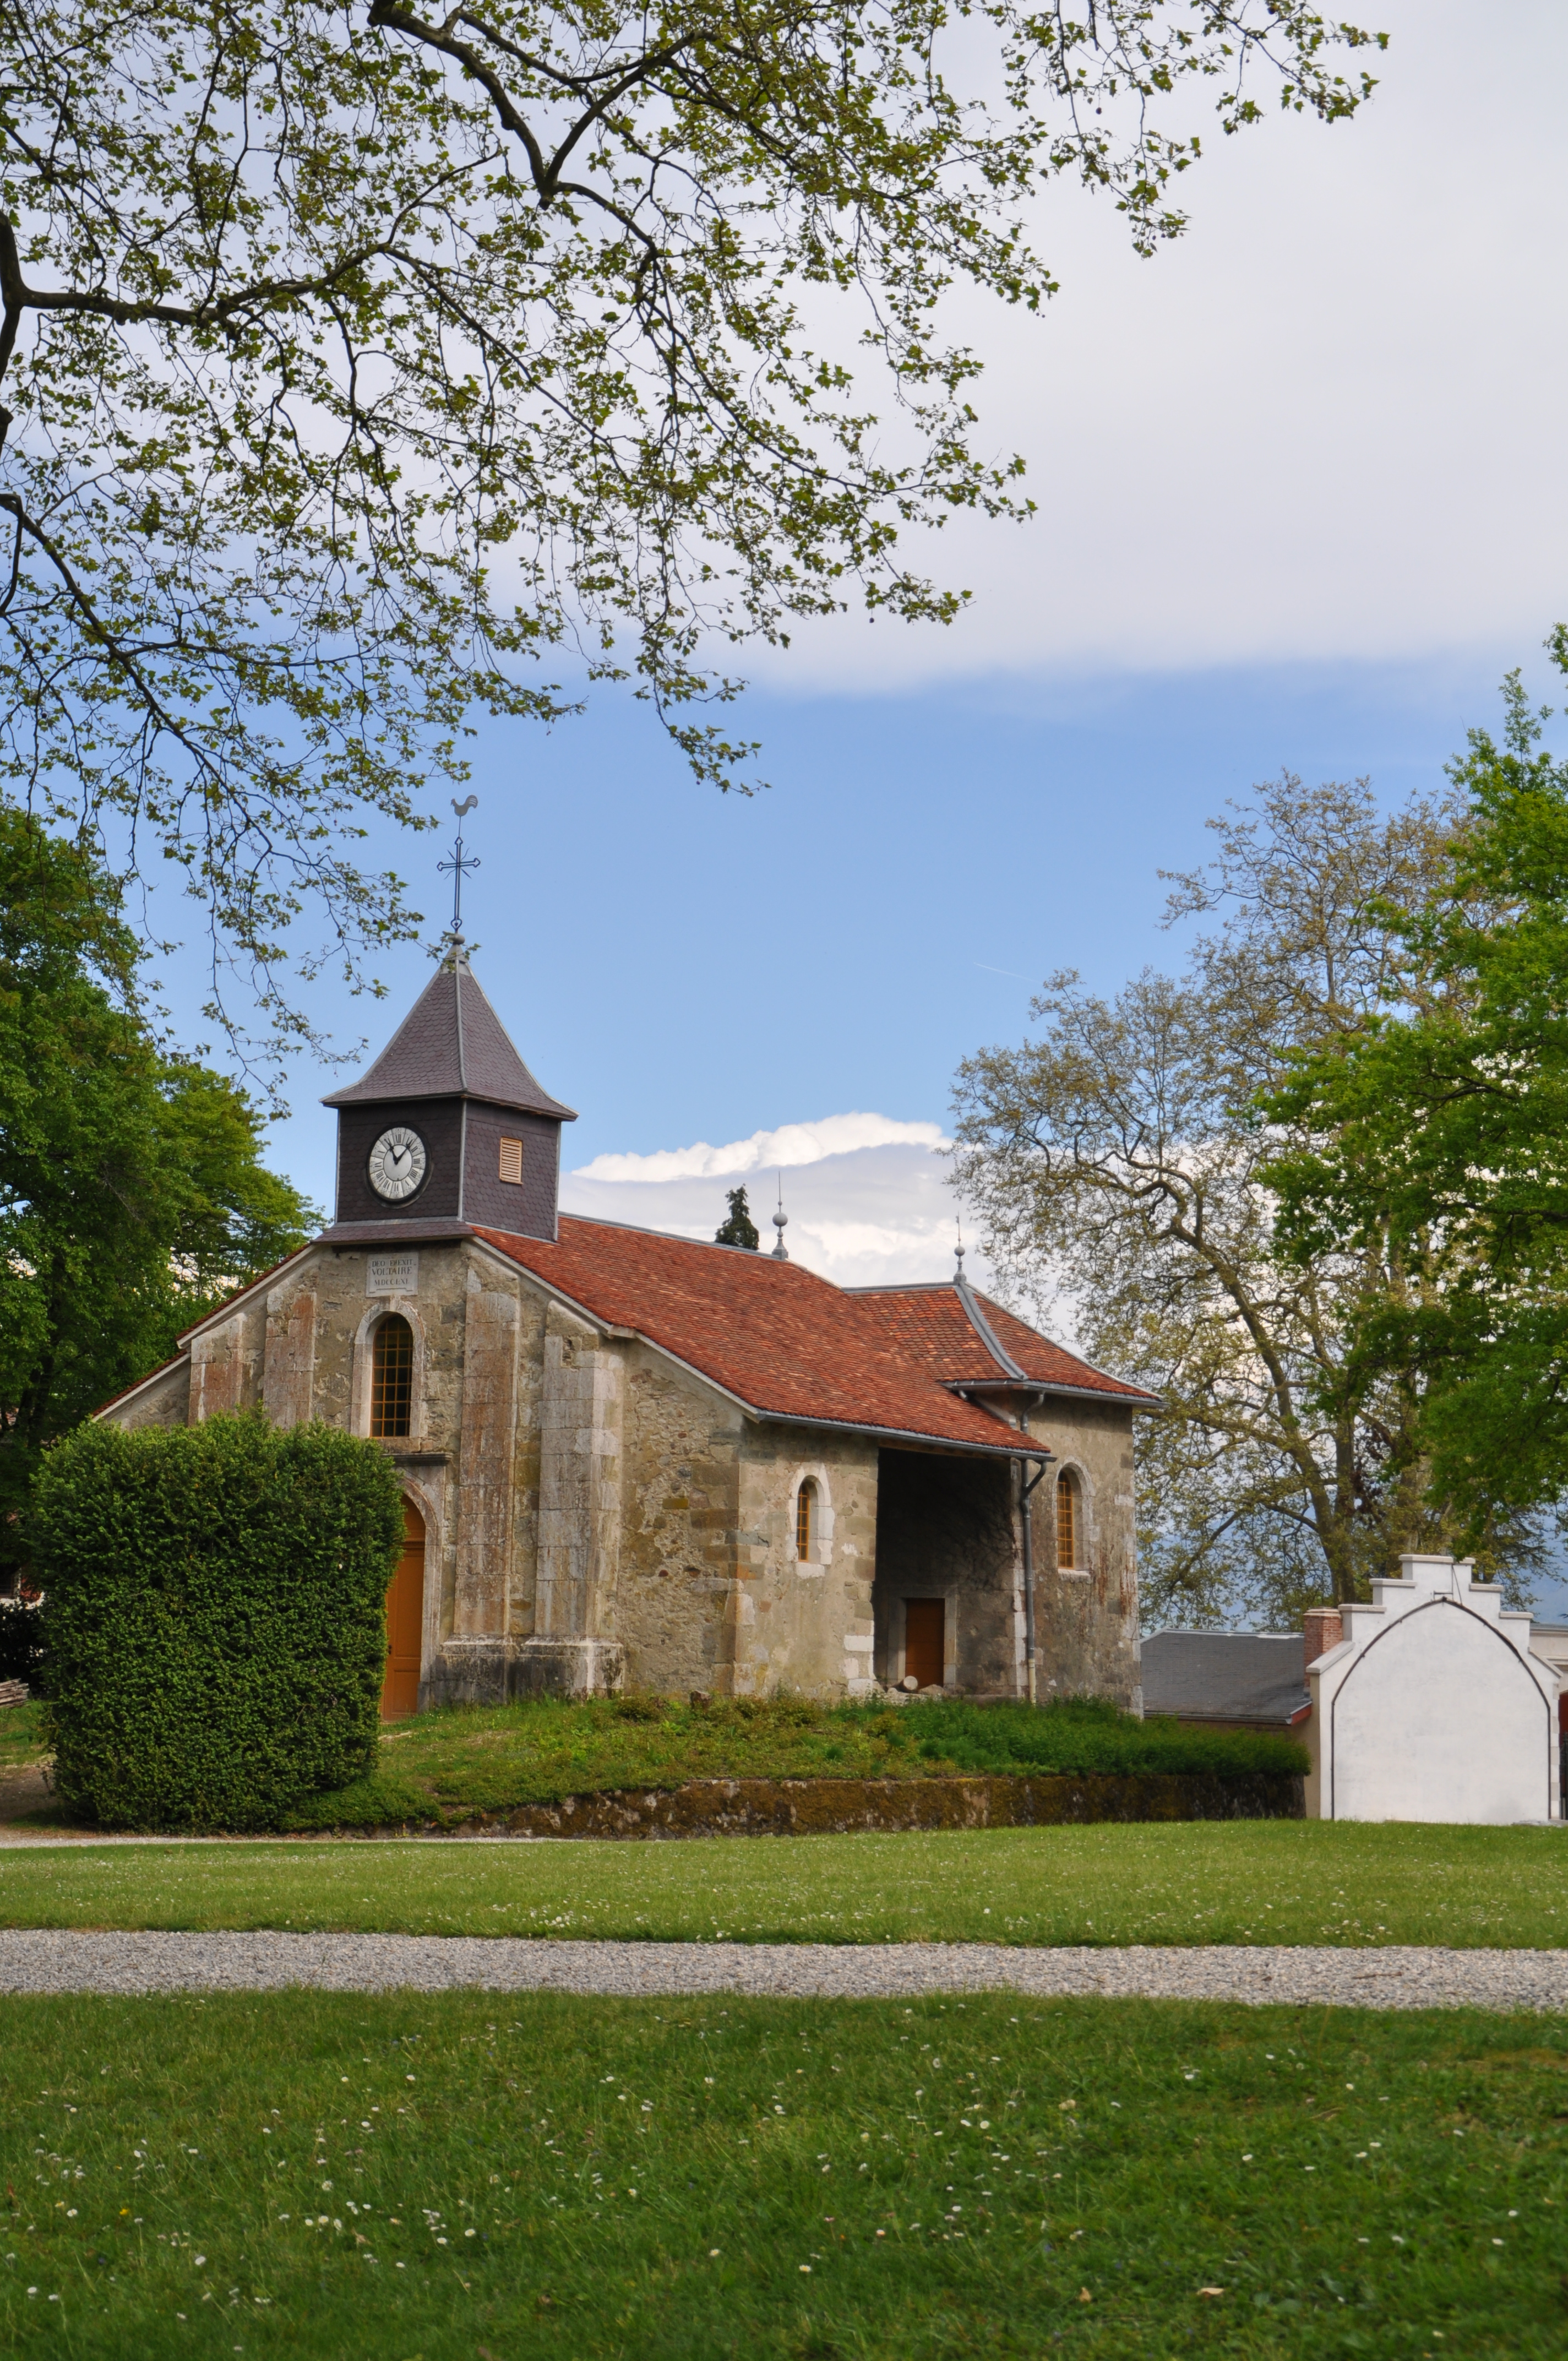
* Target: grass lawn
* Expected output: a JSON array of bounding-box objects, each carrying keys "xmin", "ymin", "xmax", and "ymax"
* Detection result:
[
  {"xmin": 3, "ymin": 1821, "xmax": 1567, "ymax": 1947},
  {"xmin": 0, "ymin": 1701, "xmax": 45, "ymax": 1773},
  {"xmin": 1, "ymin": 1990, "xmax": 1563, "ymax": 2358},
  {"xmin": 15, "ymin": 1696, "xmax": 1305, "ymax": 1833}
]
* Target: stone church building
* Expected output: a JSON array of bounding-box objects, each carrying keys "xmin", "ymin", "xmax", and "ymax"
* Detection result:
[{"xmin": 103, "ymin": 956, "xmax": 1157, "ymax": 1715}]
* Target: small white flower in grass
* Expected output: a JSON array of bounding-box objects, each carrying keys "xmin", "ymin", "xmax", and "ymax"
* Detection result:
[
  {"xmin": 1493, "ymin": 2239, "xmax": 1504, "ymax": 2248},
  {"xmin": 709, "ymin": 2249, "xmax": 720, "ymax": 2258},
  {"xmin": 194, "ymin": 2255, "xmax": 206, "ymax": 2266},
  {"xmin": 799, "ymin": 2265, "xmax": 812, "ymax": 2273},
  {"xmin": 1241, "ymin": 2155, "xmax": 1253, "ymax": 2164}
]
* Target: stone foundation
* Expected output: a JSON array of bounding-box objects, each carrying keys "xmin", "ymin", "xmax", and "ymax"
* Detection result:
[
  {"xmin": 422, "ymin": 1636, "xmax": 625, "ymax": 1708},
  {"xmin": 320, "ymin": 1767, "xmax": 1305, "ymax": 1838}
]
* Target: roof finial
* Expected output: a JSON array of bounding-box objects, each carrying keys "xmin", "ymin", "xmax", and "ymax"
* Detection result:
[
  {"xmin": 955, "ymin": 1216, "xmax": 966, "ymax": 1284},
  {"xmin": 770, "ymin": 1170, "xmax": 790, "ymax": 1261},
  {"xmin": 439, "ymin": 796, "xmax": 481, "ymax": 958}
]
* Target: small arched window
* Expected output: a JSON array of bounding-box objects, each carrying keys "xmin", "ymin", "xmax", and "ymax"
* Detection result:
[
  {"xmin": 796, "ymin": 1478, "xmax": 819, "ymax": 1564},
  {"xmin": 370, "ymin": 1314, "xmax": 414, "ymax": 1439},
  {"xmin": 1056, "ymin": 1470, "xmax": 1080, "ymax": 1570}
]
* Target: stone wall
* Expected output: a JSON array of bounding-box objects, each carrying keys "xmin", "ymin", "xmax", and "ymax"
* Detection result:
[
  {"xmin": 732, "ymin": 1424, "xmax": 880, "ymax": 1698},
  {"xmin": 614, "ymin": 1346, "xmax": 744, "ymax": 1696},
  {"xmin": 1028, "ymin": 1395, "xmax": 1141, "ymax": 1711},
  {"xmin": 112, "ymin": 1357, "xmax": 192, "ymax": 1430}
]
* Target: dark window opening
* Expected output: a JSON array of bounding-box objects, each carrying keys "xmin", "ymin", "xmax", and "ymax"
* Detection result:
[
  {"xmin": 371, "ymin": 1315, "xmax": 414, "ymax": 1438},
  {"xmin": 1057, "ymin": 1470, "xmax": 1080, "ymax": 1569}
]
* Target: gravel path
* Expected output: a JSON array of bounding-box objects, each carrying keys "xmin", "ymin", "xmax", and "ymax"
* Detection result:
[{"xmin": 0, "ymin": 1932, "xmax": 1564, "ymax": 2009}]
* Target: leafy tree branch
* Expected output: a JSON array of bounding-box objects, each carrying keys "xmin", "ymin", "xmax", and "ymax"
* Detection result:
[{"xmin": 0, "ymin": 0, "xmax": 1380, "ymax": 1062}]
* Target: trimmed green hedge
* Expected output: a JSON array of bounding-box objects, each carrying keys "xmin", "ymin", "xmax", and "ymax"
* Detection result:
[{"xmin": 31, "ymin": 1412, "xmax": 405, "ymax": 1831}]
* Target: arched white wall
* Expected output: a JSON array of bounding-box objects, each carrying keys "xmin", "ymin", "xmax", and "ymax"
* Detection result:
[{"xmin": 1331, "ymin": 1601, "xmax": 1552, "ymax": 1824}]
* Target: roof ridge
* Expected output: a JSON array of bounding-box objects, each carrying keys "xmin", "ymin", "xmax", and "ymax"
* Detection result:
[
  {"xmin": 954, "ymin": 1274, "xmax": 1027, "ymax": 1379},
  {"xmin": 558, "ymin": 1211, "xmax": 833, "ymax": 1267}
]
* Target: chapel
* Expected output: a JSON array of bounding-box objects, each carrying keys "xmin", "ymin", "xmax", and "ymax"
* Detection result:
[{"xmin": 102, "ymin": 951, "xmax": 1157, "ymax": 1716}]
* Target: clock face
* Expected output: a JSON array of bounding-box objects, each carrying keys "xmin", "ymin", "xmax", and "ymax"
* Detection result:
[{"xmin": 367, "ymin": 1125, "xmax": 428, "ymax": 1204}]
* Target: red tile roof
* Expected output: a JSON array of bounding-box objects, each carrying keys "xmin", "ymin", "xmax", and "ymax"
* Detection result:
[
  {"xmin": 475, "ymin": 1217, "xmax": 1156, "ymax": 1455},
  {"xmin": 850, "ymin": 1281, "xmax": 1159, "ymax": 1401}
]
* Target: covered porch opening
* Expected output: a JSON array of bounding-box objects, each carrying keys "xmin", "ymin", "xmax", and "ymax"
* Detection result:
[{"xmin": 873, "ymin": 1446, "xmax": 1019, "ymax": 1696}]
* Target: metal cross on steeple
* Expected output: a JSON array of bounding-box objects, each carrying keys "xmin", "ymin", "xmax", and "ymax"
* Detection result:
[{"xmin": 438, "ymin": 796, "xmax": 481, "ymax": 949}]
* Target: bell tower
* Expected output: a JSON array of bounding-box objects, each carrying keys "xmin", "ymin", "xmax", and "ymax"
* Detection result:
[{"xmin": 322, "ymin": 950, "xmax": 576, "ymax": 1242}]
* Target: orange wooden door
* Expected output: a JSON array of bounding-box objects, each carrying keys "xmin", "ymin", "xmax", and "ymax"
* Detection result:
[
  {"xmin": 380, "ymin": 1501, "xmax": 426, "ymax": 1720},
  {"xmin": 903, "ymin": 1598, "xmax": 945, "ymax": 1690}
]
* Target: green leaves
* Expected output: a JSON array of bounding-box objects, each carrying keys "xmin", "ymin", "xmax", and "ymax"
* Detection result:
[
  {"xmin": 1262, "ymin": 633, "xmax": 1568, "ymax": 1538},
  {"xmin": 0, "ymin": 0, "xmax": 1379, "ymax": 1056},
  {"xmin": 0, "ymin": 814, "xmax": 315, "ymax": 1566},
  {"xmin": 31, "ymin": 1412, "xmax": 405, "ymax": 1830}
]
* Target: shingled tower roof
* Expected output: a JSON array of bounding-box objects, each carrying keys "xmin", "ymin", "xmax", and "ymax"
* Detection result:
[{"xmin": 322, "ymin": 954, "xmax": 576, "ymax": 1121}]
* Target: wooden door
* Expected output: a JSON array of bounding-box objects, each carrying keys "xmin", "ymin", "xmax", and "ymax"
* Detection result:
[
  {"xmin": 903, "ymin": 1597, "xmax": 945, "ymax": 1690},
  {"xmin": 380, "ymin": 1500, "xmax": 426, "ymax": 1721}
]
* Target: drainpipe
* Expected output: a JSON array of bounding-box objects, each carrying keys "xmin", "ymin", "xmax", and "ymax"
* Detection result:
[{"xmin": 1017, "ymin": 1403, "xmax": 1049, "ymax": 1709}]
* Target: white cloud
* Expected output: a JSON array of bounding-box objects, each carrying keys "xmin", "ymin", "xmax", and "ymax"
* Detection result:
[
  {"xmin": 572, "ymin": 1111, "xmax": 944, "ymax": 1185},
  {"xmin": 738, "ymin": 0, "xmax": 1568, "ymax": 690},
  {"xmin": 561, "ymin": 1119, "xmax": 979, "ymax": 1291}
]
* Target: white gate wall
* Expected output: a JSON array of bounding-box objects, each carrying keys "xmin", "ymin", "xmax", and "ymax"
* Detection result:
[{"xmin": 1306, "ymin": 1555, "xmax": 1560, "ymax": 1825}]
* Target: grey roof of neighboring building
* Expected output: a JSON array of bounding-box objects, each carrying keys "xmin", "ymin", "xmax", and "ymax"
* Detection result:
[
  {"xmin": 1141, "ymin": 1629, "xmax": 1309, "ymax": 1727},
  {"xmin": 323, "ymin": 955, "xmax": 577, "ymax": 1120}
]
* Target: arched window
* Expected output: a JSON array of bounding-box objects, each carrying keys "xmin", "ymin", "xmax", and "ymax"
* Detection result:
[
  {"xmin": 370, "ymin": 1315, "xmax": 414, "ymax": 1439},
  {"xmin": 1056, "ymin": 1470, "xmax": 1081, "ymax": 1570},
  {"xmin": 796, "ymin": 1478, "xmax": 819, "ymax": 1564}
]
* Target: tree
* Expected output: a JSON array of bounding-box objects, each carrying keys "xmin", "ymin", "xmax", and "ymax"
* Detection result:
[
  {"xmin": 951, "ymin": 774, "xmax": 1541, "ymax": 1628},
  {"xmin": 0, "ymin": 814, "xmax": 314, "ymax": 1572},
  {"xmin": 1265, "ymin": 636, "xmax": 1568, "ymax": 1543},
  {"xmin": 715, "ymin": 1184, "xmax": 760, "ymax": 1250},
  {"xmin": 0, "ymin": 1, "xmax": 1381, "ymax": 1052}
]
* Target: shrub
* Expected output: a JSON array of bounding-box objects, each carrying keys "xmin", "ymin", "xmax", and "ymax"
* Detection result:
[{"xmin": 31, "ymin": 1412, "xmax": 405, "ymax": 1831}]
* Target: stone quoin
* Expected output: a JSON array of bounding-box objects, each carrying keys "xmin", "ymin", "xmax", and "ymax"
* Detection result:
[{"xmin": 99, "ymin": 953, "xmax": 1158, "ymax": 1713}]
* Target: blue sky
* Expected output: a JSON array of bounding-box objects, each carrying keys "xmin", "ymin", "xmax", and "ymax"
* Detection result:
[{"xmin": 257, "ymin": 643, "xmax": 1535, "ymax": 1207}]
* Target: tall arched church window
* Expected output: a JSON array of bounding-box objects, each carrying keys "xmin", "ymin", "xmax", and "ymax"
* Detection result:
[
  {"xmin": 1056, "ymin": 1470, "xmax": 1081, "ymax": 1570},
  {"xmin": 796, "ymin": 1478, "xmax": 819, "ymax": 1564},
  {"xmin": 370, "ymin": 1315, "xmax": 414, "ymax": 1439}
]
